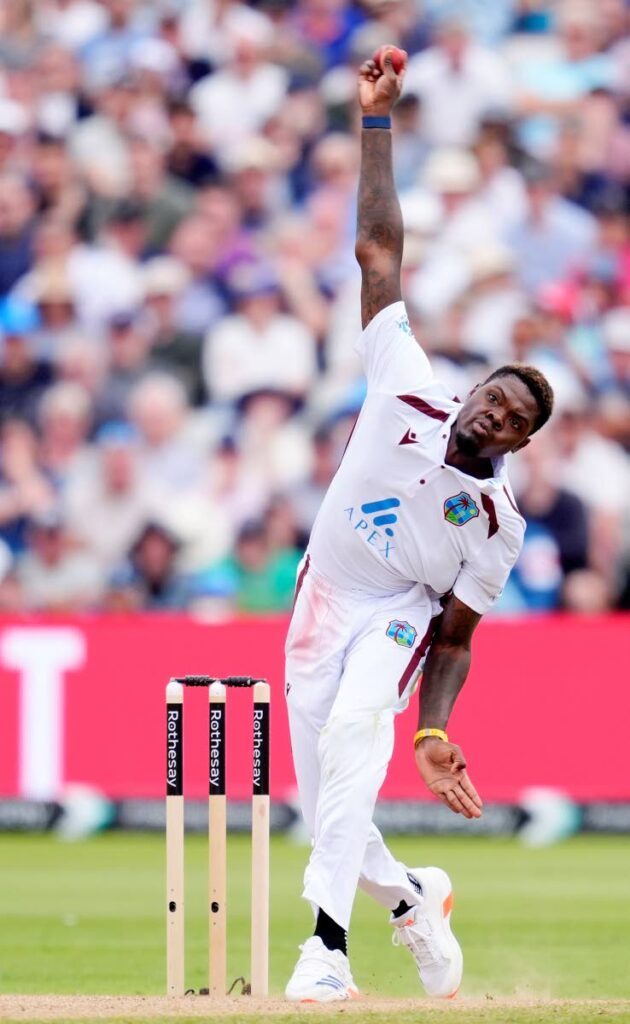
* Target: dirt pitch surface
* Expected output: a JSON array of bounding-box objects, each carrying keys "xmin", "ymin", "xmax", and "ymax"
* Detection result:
[{"xmin": 2, "ymin": 996, "xmax": 630, "ymax": 1024}]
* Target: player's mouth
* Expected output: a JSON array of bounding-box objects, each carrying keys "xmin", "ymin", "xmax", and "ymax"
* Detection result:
[{"xmin": 472, "ymin": 420, "xmax": 492, "ymax": 438}]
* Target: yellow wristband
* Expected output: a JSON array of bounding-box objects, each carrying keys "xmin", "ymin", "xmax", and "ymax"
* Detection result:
[{"xmin": 413, "ymin": 728, "xmax": 448, "ymax": 748}]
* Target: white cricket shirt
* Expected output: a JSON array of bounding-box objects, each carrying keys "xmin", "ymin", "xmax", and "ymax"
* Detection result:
[{"xmin": 308, "ymin": 302, "xmax": 525, "ymax": 614}]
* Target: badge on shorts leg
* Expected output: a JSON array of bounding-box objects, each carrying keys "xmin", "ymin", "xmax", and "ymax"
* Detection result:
[{"xmin": 386, "ymin": 620, "xmax": 417, "ymax": 648}]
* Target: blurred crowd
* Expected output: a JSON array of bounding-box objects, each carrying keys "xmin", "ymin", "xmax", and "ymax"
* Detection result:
[{"xmin": 0, "ymin": 0, "xmax": 629, "ymax": 616}]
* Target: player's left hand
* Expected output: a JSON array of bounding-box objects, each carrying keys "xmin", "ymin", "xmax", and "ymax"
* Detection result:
[{"xmin": 415, "ymin": 737, "xmax": 483, "ymax": 819}]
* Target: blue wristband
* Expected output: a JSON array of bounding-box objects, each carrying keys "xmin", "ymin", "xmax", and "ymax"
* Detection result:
[{"xmin": 362, "ymin": 115, "xmax": 391, "ymax": 130}]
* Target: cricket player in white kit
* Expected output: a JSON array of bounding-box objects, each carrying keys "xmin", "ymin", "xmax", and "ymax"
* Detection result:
[{"xmin": 284, "ymin": 49, "xmax": 554, "ymax": 1002}]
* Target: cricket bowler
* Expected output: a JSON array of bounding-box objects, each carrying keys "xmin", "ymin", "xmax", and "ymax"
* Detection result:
[{"xmin": 284, "ymin": 48, "xmax": 554, "ymax": 1002}]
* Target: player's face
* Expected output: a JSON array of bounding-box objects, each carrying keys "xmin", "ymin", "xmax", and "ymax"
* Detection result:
[{"xmin": 455, "ymin": 377, "xmax": 539, "ymax": 458}]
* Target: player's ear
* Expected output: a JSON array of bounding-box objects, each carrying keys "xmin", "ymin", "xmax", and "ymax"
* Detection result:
[{"xmin": 512, "ymin": 437, "xmax": 530, "ymax": 453}]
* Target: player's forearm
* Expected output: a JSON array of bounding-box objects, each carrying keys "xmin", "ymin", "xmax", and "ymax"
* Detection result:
[
  {"xmin": 355, "ymin": 128, "xmax": 403, "ymax": 266},
  {"xmin": 418, "ymin": 644, "xmax": 471, "ymax": 730}
]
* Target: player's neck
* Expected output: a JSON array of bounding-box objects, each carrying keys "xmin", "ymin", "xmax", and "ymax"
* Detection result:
[{"xmin": 445, "ymin": 427, "xmax": 494, "ymax": 480}]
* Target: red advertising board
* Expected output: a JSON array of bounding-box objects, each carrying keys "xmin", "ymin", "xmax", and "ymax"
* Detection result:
[{"xmin": 0, "ymin": 614, "xmax": 628, "ymax": 803}]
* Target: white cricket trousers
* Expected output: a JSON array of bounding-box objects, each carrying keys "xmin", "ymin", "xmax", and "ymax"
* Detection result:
[{"xmin": 285, "ymin": 557, "xmax": 438, "ymax": 931}]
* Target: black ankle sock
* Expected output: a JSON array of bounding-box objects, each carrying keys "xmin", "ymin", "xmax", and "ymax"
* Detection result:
[
  {"xmin": 392, "ymin": 874, "xmax": 423, "ymax": 919},
  {"xmin": 392, "ymin": 900, "xmax": 415, "ymax": 919},
  {"xmin": 314, "ymin": 908, "xmax": 347, "ymax": 955}
]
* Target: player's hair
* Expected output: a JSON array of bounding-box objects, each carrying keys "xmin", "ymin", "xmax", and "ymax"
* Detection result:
[{"xmin": 484, "ymin": 364, "xmax": 554, "ymax": 435}]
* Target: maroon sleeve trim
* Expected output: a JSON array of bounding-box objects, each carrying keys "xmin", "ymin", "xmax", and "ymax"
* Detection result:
[
  {"xmin": 481, "ymin": 494, "xmax": 499, "ymax": 538},
  {"xmin": 397, "ymin": 394, "xmax": 449, "ymax": 422},
  {"xmin": 502, "ymin": 484, "xmax": 521, "ymax": 515}
]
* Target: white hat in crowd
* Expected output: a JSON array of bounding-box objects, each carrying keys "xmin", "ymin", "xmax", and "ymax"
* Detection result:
[
  {"xmin": 423, "ymin": 148, "xmax": 480, "ymax": 194},
  {"xmin": 141, "ymin": 257, "xmax": 191, "ymax": 298}
]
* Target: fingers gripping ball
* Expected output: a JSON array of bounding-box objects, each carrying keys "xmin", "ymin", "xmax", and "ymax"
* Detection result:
[{"xmin": 372, "ymin": 46, "xmax": 407, "ymax": 75}]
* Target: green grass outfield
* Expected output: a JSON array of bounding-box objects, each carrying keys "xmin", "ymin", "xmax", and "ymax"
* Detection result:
[{"xmin": 1, "ymin": 832, "xmax": 629, "ymax": 1023}]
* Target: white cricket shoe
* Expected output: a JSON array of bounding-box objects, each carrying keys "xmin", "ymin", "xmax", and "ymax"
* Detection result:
[
  {"xmin": 285, "ymin": 936, "xmax": 359, "ymax": 1002},
  {"xmin": 391, "ymin": 866, "xmax": 463, "ymax": 999}
]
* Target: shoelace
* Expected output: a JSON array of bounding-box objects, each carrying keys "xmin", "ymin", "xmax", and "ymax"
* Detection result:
[{"xmin": 391, "ymin": 917, "xmax": 445, "ymax": 969}]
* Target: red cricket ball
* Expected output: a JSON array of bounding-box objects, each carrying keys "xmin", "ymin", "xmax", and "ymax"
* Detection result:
[{"xmin": 372, "ymin": 45, "xmax": 407, "ymax": 75}]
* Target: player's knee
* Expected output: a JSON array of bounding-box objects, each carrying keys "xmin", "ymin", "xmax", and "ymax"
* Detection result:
[
  {"xmin": 319, "ymin": 710, "xmax": 395, "ymax": 774},
  {"xmin": 286, "ymin": 679, "xmax": 329, "ymax": 735}
]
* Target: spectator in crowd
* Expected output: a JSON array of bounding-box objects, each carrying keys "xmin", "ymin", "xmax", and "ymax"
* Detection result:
[
  {"xmin": 106, "ymin": 518, "xmax": 192, "ymax": 611},
  {"xmin": 124, "ymin": 134, "xmax": 195, "ymax": 252},
  {"xmin": 0, "ymin": 417, "xmax": 56, "ymax": 554},
  {"xmin": 166, "ymin": 98, "xmax": 220, "ymax": 188},
  {"xmin": 168, "ymin": 214, "xmax": 227, "ymax": 336},
  {"xmin": 291, "ymin": 0, "xmax": 366, "ymax": 69},
  {"xmin": 203, "ymin": 262, "xmax": 317, "ymax": 404},
  {"xmin": 54, "ymin": 331, "xmax": 104, "ymax": 400},
  {"xmin": 196, "ymin": 516, "xmax": 301, "ymax": 614},
  {"xmin": 38, "ymin": 379, "xmax": 95, "ymax": 492},
  {"xmin": 0, "ymin": 0, "xmax": 42, "ymax": 67},
  {"xmin": 236, "ymin": 388, "xmax": 313, "ymax": 493},
  {"xmin": 0, "ymin": 535, "xmax": 23, "ymax": 612},
  {"xmin": 510, "ymin": 433, "xmax": 591, "ymax": 611},
  {"xmin": 0, "ymin": 298, "xmax": 53, "ymax": 424},
  {"xmin": 140, "ymin": 256, "xmax": 204, "ymax": 403},
  {"xmin": 505, "ymin": 161, "xmax": 597, "ymax": 294},
  {"xmin": 28, "ymin": 266, "xmax": 79, "ymax": 360},
  {"xmin": 35, "ymin": 0, "xmax": 107, "ymax": 52},
  {"xmin": 0, "ymin": 100, "xmax": 29, "ymax": 175},
  {"xmin": 190, "ymin": 23, "xmax": 288, "ymax": 150},
  {"xmin": 0, "ymin": 173, "xmax": 35, "ymax": 296},
  {"xmin": 424, "ymin": 299, "xmax": 490, "ymax": 400},
  {"xmin": 17, "ymin": 507, "xmax": 105, "ymax": 611},
  {"xmin": 596, "ymin": 307, "xmax": 630, "ymax": 449},
  {"xmin": 95, "ymin": 310, "xmax": 149, "ymax": 424},
  {"xmin": 127, "ymin": 372, "xmax": 205, "ymax": 491},
  {"xmin": 287, "ymin": 424, "xmax": 338, "ymax": 538},
  {"xmin": 461, "ymin": 243, "xmax": 527, "ymax": 365},
  {"xmin": 204, "ymin": 434, "xmax": 271, "ymax": 531},
  {"xmin": 515, "ymin": 0, "xmax": 615, "ymax": 159},
  {"xmin": 391, "ymin": 92, "xmax": 427, "ymax": 191},
  {"xmin": 15, "ymin": 210, "xmax": 144, "ymax": 333},
  {"xmin": 65, "ymin": 420, "xmax": 161, "ymax": 568},
  {"xmin": 265, "ymin": 491, "xmax": 308, "ymax": 552},
  {"xmin": 68, "ymin": 73, "xmax": 136, "ymax": 194},
  {"xmin": 221, "ymin": 135, "xmax": 285, "ymax": 232},
  {"xmin": 80, "ymin": 0, "xmax": 150, "ymax": 92},
  {"xmin": 30, "ymin": 130, "xmax": 85, "ymax": 220},
  {"xmin": 554, "ymin": 397, "xmax": 630, "ymax": 600},
  {"xmin": 474, "ymin": 125, "xmax": 527, "ymax": 232},
  {"xmin": 405, "ymin": 15, "xmax": 513, "ymax": 147},
  {"xmin": 407, "ymin": 146, "xmax": 501, "ymax": 319},
  {"xmin": 180, "ymin": 0, "xmax": 276, "ymax": 72}
]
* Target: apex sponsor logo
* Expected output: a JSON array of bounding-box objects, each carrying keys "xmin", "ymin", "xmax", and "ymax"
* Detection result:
[
  {"xmin": 360, "ymin": 497, "xmax": 400, "ymax": 536},
  {"xmin": 344, "ymin": 497, "xmax": 400, "ymax": 560}
]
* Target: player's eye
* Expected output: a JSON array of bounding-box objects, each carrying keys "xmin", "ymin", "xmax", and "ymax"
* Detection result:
[
  {"xmin": 510, "ymin": 418, "xmax": 521, "ymax": 429},
  {"xmin": 488, "ymin": 393, "xmax": 497, "ymax": 403}
]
